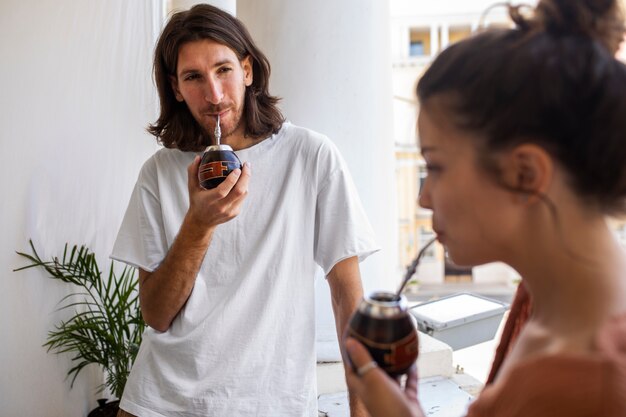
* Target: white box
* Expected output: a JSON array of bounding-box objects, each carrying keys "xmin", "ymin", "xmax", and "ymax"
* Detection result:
[{"xmin": 410, "ymin": 293, "xmax": 508, "ymax": 350}]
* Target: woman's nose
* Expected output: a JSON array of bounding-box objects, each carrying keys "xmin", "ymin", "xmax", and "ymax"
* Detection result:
[{"xmin": 418, "ymin": 180, "xmax": 432, "ymax": 210}]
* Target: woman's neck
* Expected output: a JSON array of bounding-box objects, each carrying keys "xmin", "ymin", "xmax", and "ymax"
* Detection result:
[{"xmin": 510, "ymin": 212, "xmax": 626, "ymax": 333}]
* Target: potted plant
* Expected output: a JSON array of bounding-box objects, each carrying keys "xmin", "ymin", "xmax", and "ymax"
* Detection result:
[{"xmin": 14, "ymin": 240, "xmax": 144, "ymax": 416}]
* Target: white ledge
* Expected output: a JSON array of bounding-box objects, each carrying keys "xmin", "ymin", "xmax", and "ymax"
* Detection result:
[{"xmin": 317, "ymin": 331, "xmax": 453, "ymax": 395}]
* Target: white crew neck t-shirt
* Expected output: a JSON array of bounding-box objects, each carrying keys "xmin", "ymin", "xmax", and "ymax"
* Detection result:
[{"xmin": 111, "ymin": 122, "xmax": 379, "ymax": 417}]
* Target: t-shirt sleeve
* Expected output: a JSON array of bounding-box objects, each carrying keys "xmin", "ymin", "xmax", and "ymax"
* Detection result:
[
  {"xmin": 314, "ymin": 141, "xmax": 380, "ymax": 275},
  {"xmin": 110, "ymin": 157, "xmax": 168, "ymax": 272}
]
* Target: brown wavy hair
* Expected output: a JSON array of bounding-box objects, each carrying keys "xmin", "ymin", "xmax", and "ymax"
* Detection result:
[
  {"xmin": 147, "ymin": 4, "xmax": 284, "ymax": 151},
  {"xmin": 417, "ymin": 0, "xmax": 626, "ymax": 215}
]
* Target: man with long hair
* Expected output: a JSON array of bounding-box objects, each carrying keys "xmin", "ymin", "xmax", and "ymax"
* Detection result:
[{"xmin": 111, "ymin": 4, "xmax": 378, "ymax": 417}]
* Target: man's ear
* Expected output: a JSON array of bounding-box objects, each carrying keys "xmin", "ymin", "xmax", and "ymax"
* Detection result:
[
  {"xmin": 169, "ymin": 75, "xmax": 184, "ymax": 102},
  {"xmin": 501, "ymin": 143, "xmax": 553, "ymax": 204},
  {"xmin": 241, "ymin": 55, "xmax": 253, "ymax": 87}
]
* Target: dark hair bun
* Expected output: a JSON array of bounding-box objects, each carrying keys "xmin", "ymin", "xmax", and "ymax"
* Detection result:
[
  {"xmin": 419, "ymin": 1, "xmax": 626, "ymax": 215},
  {"xmin": 531, "ymin": 0, "xmax": 625, "ymax": 52}
]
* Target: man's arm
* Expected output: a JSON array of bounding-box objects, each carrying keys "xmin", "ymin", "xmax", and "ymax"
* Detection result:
[
  {"xmin": 139, "ymin": 157, "xmax": 251, "ymax": 332},
  {"xmin": 327, "ymin": 256, "xmax": 370, "ymax": 417}
]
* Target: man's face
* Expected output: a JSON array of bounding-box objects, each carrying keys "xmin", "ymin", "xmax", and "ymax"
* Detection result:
[{"xmin": 171, "ymin": 39, "xmax": 253, "ymax": 141}]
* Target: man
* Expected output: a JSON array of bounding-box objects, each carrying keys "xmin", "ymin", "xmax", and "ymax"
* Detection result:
[{"xmin": 112, "ymin": 4, "xmax": 378, "ymax": 417}]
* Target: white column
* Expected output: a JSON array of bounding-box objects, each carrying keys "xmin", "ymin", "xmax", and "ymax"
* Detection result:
[
  {"xmin": 430, "ymin": 23, "xmax": 440, "ymax": 56},
  {"xmin": 237, "ymin": 0, "xmax": 398, "ymax": 360},
  {"xmin": 440, "ymin": 22, "xmax": 450, "ymax": 51},
  {"xmin": 401, "ymin": 24, "xmax": 412, "ymax": 61},
  {"xmin": 471, "ymin": 20, "xmax": 480, "ymax": 33},
  {"xmin": 390, "ymin": 22, "xmax": 411, "ymax": 62}
]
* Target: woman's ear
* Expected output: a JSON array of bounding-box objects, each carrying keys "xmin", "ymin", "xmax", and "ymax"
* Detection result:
[{"xmin": 501, "ymin": 143, "xmax": 553, "ymax": 204}]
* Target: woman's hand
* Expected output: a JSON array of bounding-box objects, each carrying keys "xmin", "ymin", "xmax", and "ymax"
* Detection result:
[{"xmin": 345, "ymin": 338, "xmax": 424, "ymax": 417}]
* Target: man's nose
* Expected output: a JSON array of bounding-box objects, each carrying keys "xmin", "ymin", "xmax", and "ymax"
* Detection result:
[{"xmin": 204, "ymin": 78, "xmax": 223, "ymax": 105}]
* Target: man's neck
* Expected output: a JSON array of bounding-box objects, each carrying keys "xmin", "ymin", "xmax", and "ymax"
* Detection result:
[
  {"xmin": 221, "ymin": 134, "xmax": 257, "ymax": 151},
  {"xmin": 220, "ymin": 124, "xmax": 271, "ymax": 151}
]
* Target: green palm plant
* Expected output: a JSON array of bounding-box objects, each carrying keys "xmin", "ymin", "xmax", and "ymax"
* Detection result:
[{"xmin": 14, "ymin": 240, "xmax": 144, "ymax": 399}]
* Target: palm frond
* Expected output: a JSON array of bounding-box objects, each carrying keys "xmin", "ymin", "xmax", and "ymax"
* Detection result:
[{"xmin": 15, "ymin": 240, "xmax": 144, "ymax": 399}]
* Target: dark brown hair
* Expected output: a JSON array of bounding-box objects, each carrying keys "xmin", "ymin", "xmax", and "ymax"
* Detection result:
[
  {"xmin": 417, "ymin": 0, "xmax": 626, "ymax": 214},
  {"xmin": 148, "ymin": 4, "xmax": 284, "ymax": 151}
]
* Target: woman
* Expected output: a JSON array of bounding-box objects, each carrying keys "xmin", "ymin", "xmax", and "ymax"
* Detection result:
[{"xmin": 345, "ymin": 1, "xmax": 626, "ymax": 416}]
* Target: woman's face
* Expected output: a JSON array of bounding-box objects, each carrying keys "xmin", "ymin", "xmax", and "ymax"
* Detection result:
[{"xmin": 417, "ymin": 102, "xmax": 520, "ymax": 266}]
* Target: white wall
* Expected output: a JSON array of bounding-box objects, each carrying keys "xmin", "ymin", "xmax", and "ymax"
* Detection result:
[
  {"xmin": 169, "ymin": 0, "xmax": 236, "ymax": 15},
  {"xmin": 0, "ymin": 1, "xmax": 161, "ymax": 415}
]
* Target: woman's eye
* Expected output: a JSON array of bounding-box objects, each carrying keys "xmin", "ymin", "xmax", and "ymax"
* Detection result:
[{"xmin": 425, "ymin": 164, "xmax": 442, "ymax": 174}]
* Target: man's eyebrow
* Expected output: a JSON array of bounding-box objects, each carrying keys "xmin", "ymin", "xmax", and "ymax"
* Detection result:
[
  {"xmin": 213, "ymin": 59, "xmax": 234, "ymax": 67},
  {"xmin": 178, "ymin": 68, "xmax": 197, "ymax": 76},
  {"xmin": 420, "ymin": 146, "xmax": 438, "ymax": 155},
  {"xmin": 178, "ymin": 59, "xmax": 236, "ymax": 76}
]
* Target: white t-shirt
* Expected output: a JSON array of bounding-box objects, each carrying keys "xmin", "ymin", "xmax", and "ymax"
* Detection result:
[{"xmin": 111, "ymin": 122, "xmax": 379, "ymax": 417}]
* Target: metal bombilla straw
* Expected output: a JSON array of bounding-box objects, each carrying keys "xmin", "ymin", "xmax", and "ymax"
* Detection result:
[
  {"xmin": 215, "ymin": 114, "xmax": 221, "ymax": 145},
  {"xmin": 395, "ymin": 237, "xmax": 437, "ymax": 298}
]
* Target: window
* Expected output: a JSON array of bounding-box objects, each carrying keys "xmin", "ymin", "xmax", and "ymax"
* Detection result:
[
  {"xmin": 409, "ymin": 28, "xmax": 430, "ymax": 56},
  {"xmin": 409, "ymin": 40, "xmax": 424, "ymax": 56}
]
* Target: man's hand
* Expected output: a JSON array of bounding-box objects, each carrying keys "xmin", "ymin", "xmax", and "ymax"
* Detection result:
[{"xmin": 186, "ymin": 156, "xmax": 251, "ymax": 229}]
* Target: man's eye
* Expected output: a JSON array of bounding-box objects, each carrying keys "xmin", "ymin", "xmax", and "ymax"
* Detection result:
[
  {"xmin": 218, "ymin": 67, "xmax": 232, "ymax": 74},
  {"xmin": 184, "ymin": 74, "xmax": 201, "ymax": 81}
]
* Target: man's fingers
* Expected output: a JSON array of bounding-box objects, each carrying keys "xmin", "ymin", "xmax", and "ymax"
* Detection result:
[
  {"xmin": 189, "ymin": 158, "xmax": 248, "ymax": 196},
  {"xmin": 188, "ymin": 155, "xmax": 201, "ymax": 191},
  {"xmin": 238, "ymin": 161, "xmax": 252, "ymax": 189},
  {"xmin": 215, "ymin": 162, "xmax": 251, "ymax": 202},
  {"xmin": 213, "ymin": 166, "xmax": 242, "ymax": 197},
  {"xmin": 188, "ymin": 161, "xmax": 250, "ymax": 227}
]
